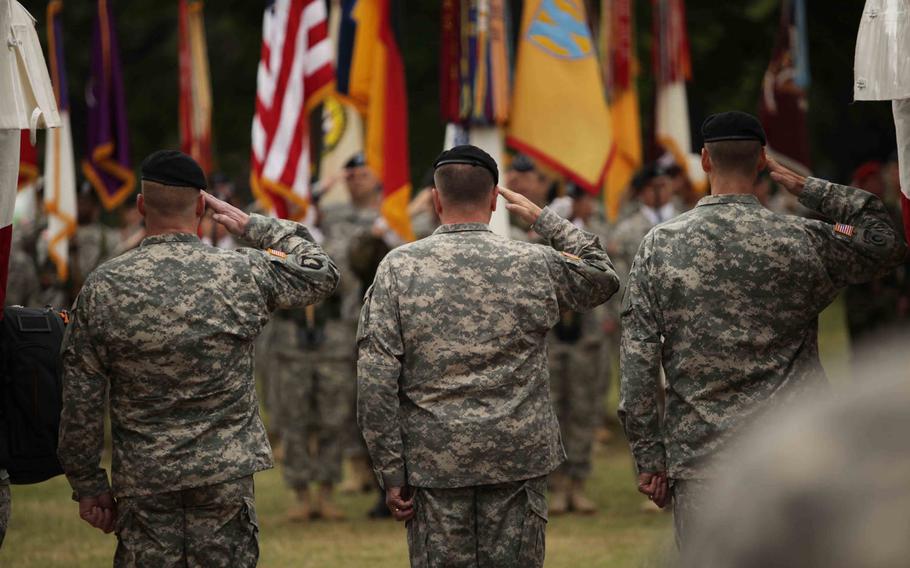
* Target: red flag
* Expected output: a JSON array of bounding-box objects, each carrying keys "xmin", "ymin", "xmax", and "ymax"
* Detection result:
[
  {"xmin": 178, "ymin": 0, "xmax": 213, "ymax": 174},
  {"xmin": 250, "ymin": 0, "xmax": 334, "ymax": 220},
  {"xmin": 336, "ymin": 0, "xmax": 413, "ymax": 241},
  {"xmin": 18, "ymin": 131, "xmax": 38, "ymax": 190},
  {"xmin": 758, "ymin": 0, "xmax": 811, "ymax": 175}
]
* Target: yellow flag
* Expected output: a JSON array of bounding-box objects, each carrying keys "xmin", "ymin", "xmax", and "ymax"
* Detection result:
[{"xmin": 507, "ymin": 0, "xmax": 613, "ymax": 192}]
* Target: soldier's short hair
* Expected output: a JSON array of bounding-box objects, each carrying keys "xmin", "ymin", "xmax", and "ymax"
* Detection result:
[
  {"xmin": 434, "ymin": 163, "xmax": 496, "ymax": 205},
  {"xmin": 705, "ymin": 140, "xmax": 763, "ymax": 178},
  {"xmin": 141, "ymin": 180, "xmax": 200, "ymax": 219}
]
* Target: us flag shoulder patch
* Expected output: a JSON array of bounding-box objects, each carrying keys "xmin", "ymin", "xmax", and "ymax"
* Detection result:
[
  {"xmin": 266, "ymin": 248, "xmax": 288, "ymax": 259},
  {"xmin": 834, "ymin": 223, "xmax": 855, "ymax": 238}
]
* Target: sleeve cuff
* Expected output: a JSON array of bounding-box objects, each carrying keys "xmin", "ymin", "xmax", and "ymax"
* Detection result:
[
  {"xmin": 377, "ymin": 468, "xmax": 407, "ymax": 490},
  {"xmin": 797, "ymin": 177, "xmax": 829, "ymax": 211},
  {"xmin": 531, "ymin": 207, "xmax": 565, "ymax": 240},
  {"xmin": 68, "ymin": 471, "xmax": 112, "ymax": 500}
]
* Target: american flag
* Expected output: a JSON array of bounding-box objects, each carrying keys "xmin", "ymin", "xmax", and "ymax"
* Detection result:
[{"xmin": 251, "ymin": 0, "xmax": 334, "ymax": 220}]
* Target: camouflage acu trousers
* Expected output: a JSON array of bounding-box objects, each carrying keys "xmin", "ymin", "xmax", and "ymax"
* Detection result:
[
  {"xmin": 671, "ymin": 478, "xmax": 708, "ymax": 550},
  {"xmin": 114, "ymin": 476, "xmax": 258, "ymax": 568},
  {"xmin": 549, "ymin": 342, "xmax": 600, "ymax": 480},
  {"xmin": 281, "ymin": 357, "xmax": 350, "ymax": 488},
  {"xmin": 0, "ymin": 481, "xmax": 10, "ymax": 549},
  {"xmin": 407, "ymin": 476, "xmax": 548, "ymax": 568}
]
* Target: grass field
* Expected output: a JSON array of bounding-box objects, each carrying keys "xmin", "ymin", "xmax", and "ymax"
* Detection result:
[{"xmin": 0, "ymin": 299, "xmax": 850, "ymax": 567}]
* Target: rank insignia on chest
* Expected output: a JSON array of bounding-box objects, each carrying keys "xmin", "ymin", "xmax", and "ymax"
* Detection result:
[
  {"xmin": 266, "ymin": 248, "xmax": 288, "ymax": 259},
  {"xmin": 833, "ymin": 223, "xmax": 855, "ymax": 238}
]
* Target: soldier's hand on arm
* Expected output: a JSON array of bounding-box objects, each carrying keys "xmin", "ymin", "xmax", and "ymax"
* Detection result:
[
  {"xmin": 499, "ymin": 186, "xmax": 542, "ymax": 225},
  {"xmin": 767, "ymin": 157, "xmax": 807, "ymax": 196},
  {"xmin": 203, "ymin": 191, "xmax": 250, "ymax": 235},
  {"xmin": 386, "ymin": 486, "xmax": 415, "ymax": 522}
]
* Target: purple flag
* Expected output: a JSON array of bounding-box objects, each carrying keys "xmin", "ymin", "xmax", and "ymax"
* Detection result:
[{"xmin": 82, "ymin": 0, "xmax": 134, "ymax": 210}]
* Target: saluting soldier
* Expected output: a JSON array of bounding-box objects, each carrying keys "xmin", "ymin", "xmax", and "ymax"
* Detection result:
[
  {"xmin": 357, "ymin": 145, "xmax": 619, "ymax": 567},
  {"xmin": 57, "ymin": 151, "xmax": 339, "ymax": 567},
  {"xmin": 619, "ymin": 112, "xmax": 908, "ymax": 547}
]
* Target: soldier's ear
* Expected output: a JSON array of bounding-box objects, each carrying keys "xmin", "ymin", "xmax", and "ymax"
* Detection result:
[
  {"xmin": 490, "ymin": 187, "xmax": 499, "ymax": 212},
  {"xmin": 757, "ymin": 148, "xmax": 768, "ymax": 174},
  {"xmin": 195, "ymin": 193, "xmax": 205, "ymax": 218},
  {"xmin": 137, "ymin": 194, "xmax": 146, "ymax": 218},
  {"xmin": 431, "ymin": 187, "xmax": 443, "ymax": 217},
  {"xmin": 701, "ymin": 148, "xmax": 712, "ymax": 174}
]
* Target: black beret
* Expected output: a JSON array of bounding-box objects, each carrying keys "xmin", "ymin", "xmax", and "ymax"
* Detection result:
[
  {"xmin": 433, "ymin": 145, "xmax": 499, "ymax": 185},
  {"xmin": 509, "ymin": 153, "xmax": 536, "ymax": 173},
  {"xmin": 344, "ymin": 152, "xmax": 367, "ymax": 169},
  {"xmin": 140, "ymin": 150, "xmax": 207, "ymax": 189},
  {"xmin": 701, "ymin": 111, "xmax": 767, "ymax": 146}
]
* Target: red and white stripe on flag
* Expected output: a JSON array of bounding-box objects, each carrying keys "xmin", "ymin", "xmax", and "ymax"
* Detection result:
[{"xmin": 250, "ymin": 0, "xmax": 334, "ymax": 220}]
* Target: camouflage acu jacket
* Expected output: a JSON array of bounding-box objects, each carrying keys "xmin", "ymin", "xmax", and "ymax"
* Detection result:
[
  {"xmin": 357, "ymin": 207, "xmax": 619, "ymax": 489},
  {"xmin": 59, "ymin": 214, "xmax": 339, "ymax": 498},
  {"xmin": 619, "ymin": 179, "xmax": 908, "ymax": 480}
]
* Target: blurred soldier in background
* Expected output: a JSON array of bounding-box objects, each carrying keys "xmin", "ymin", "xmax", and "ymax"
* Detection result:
[
  {"xmin": 71, "ymin": 183, "xmax": 122, "ymax": 297},
  {"xmin": 844, "ymin": 161, "xmax": 910, "ymax": 374},
  {"xmin": 678, "ymin": 333, "xmax": 910, "ymax": 568},
  {"xmin": 505, "ymin": 154, "xmax": 550, "ymax": 242},
  {"xmin": 4, "ymin": 232, "xmax": 38, "ymax": 306},
  {"xmin": 547, "ymin": 183, "xmax": 612, "ymax": 515},
  {"xmin": 277, "ymin": 152, "xmax": 399, "ymax": 521}
]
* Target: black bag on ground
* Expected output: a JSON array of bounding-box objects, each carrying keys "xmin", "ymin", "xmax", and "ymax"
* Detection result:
[{"xmin": 0, "ymin": 306, "xmax": 67, "ymax": 484}]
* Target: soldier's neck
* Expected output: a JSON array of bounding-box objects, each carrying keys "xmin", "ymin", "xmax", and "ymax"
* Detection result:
[
  {"xmin": 439, "ymin": 211, "xmax": 491, "ymax": 225},
  {"xmin": 144, "ymin": 220, "xmax": 200, "ymax": 237},
  {"xmin": 709, "ymin": 176, "xmax": 756, "ymax": 196}
]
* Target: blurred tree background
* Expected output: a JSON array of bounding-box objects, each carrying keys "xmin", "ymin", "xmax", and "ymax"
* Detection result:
[{"xmin": 18, "ymin": 0, "xmax": 895, "ymax": 204}]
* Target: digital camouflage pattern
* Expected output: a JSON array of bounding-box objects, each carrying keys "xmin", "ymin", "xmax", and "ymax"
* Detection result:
[
  {"xmin": 407, "ymin": 476, "xmax": 548, "ymax": 568},
  {"xmin": 319, "ymin": 203, "xmax": 380, "ymax": 456},
  {"xmin": 280, "ymin": 351, "xmax": 350, "ymax": 488},
  {"xmin": 357, "ymin": 207, "xmax": 619, "ymax": 489},
  {"xmin": 113, "ymin": 476, "xmax": 257, "ymax": 568},
  {"xmin": 619, "ymin": 178, "xmax": 908, "ymax": 480},
  {"xmin": 72, "ymin": 223, "xmax": 122, "ymax": 288},
  {"xmin": 58, "ymin": 213, "xmax": 339, "ymax": 499},
  {"xmin": 548, "ymin": 334, "xmax": 601, "ymax": 481},
  {"xmin": 0, "ymin": 480, "xmax": 9, "ymax": 549},
  {"xmin": 4, "ymin": 243, "xmax": 38, "ymax": 306}
]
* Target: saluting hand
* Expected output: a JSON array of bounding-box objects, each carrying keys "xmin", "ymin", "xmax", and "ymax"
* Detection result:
[
  {"xmin": 767, "ymin": 158, "xmax": 807, "ymax": 196},
  {"xmin": 499, "ymin": 186, "xmax": 543, "ymax": 226},
  {"xmin": 204, "ymin": 191, "xmax": 251, "ymax": 236}
]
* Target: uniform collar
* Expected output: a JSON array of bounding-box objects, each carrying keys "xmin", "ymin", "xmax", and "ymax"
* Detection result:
[
  {"xmin": 433, "ymin": 223, "xmax": 491, "ymax": 235},
  {"xmin": 140, "ymin": 233, "xmax": 201, "ymax": 247},
  {"xmin": 696, "ymin": 194, "xmax": 761, "ymax": 207}
]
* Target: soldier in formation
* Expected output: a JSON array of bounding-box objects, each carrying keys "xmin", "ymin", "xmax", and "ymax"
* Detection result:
[
  {"xmin": 357, "ymin": 145, "xmax": 619, "ymax": 566},
  {"xmin": 275, "ymin": 152, "xmax": 393, "ymax": 521},
  {"xmin": 619, "ymin": 112, "xmax": 907, "ymax": 547},
  {"xmin": 57, "ymin": 150, "xmax": 339, "ymax": 566}
]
